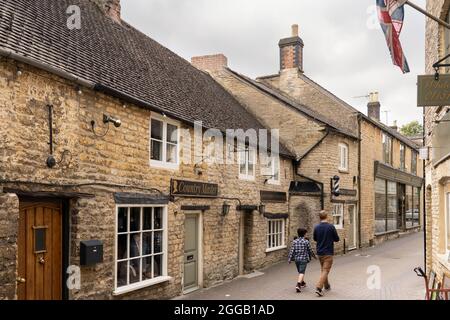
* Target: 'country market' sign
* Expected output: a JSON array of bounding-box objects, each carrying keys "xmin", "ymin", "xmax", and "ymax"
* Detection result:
[{"xmin": 417, "ymin": 74, "xmax": 450, "ymax": 107}]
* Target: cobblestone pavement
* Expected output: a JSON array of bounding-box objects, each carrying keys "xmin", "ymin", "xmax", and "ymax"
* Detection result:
[{"xmin": 177, "ymin": 232, "xmax": 425, "ymax": 300}]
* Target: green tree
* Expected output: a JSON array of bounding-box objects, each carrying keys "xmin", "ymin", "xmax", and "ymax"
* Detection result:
[{"xmin": 400, "ymin": 121, "xmax": 423, "ymax": 137}]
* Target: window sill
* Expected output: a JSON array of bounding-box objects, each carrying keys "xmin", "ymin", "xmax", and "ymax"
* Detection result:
[
  {"xmin": 113, "ymin": 276, "xmax": 172, "ymax": 296},
  {"xmin": 150, "ymin": 160, "xmax": 179, "ymax": 171},
  {"xmin": 338, "ymin": 169, "xmax": 349, "ymax": 174},
  {"xmin": 265, "ymin": 245, "xmax": 287, "ymax": 253}
]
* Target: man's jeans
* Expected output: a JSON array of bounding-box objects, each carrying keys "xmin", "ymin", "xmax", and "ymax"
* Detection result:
[{"xmin": 316, "ymin": 256, "xmax": 333, "ymax": 290}]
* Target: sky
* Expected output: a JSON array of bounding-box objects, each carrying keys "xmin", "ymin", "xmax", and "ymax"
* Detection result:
[{"xmin": 121, "ymin": 0, "xmax": 427, "ymax": 128}]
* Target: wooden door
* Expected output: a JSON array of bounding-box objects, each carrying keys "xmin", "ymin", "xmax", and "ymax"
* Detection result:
[{"xmin": 18, "ymin": 201, "xmax": 62, "ymax": 300}]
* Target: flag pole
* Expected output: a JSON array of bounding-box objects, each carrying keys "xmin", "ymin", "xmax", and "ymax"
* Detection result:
[{"xmin": 405, "ymin": 0, "xmax": 450, "ymax": 29}]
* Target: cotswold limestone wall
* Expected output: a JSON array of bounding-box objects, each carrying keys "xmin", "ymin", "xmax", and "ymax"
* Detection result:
[
  {"xmin": 0, "ymin": 193, "xmax": 19, "ymax": 300},
  {"xmin": 0, "ymin": 59, "xmax": 293, "ymax": 299},
  {"xmin": 425, "ymin": 0, "xmax": 450, "ymax": 279}
]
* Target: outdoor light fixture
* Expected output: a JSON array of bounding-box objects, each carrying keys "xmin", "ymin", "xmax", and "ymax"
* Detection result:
[
  {"xmin": 75, "ymin": 86, "xmax": 82, "ymax": 95},
  {"xmin": 259, "ymin": 204, "xmax": 266, "ymax": 215},
  {"xmin": 222, "ymin": 202, "xmax": 231, "ymax": 216},
  {"xmin": 91, "ymin": 114, "xmax": 122, "ymax": 137}
]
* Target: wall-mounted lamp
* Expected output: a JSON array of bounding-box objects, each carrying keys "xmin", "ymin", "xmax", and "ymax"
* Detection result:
[
  {"xmin": 222, "ymin": 202, "xmax": 231, "ymax": 216},
  {"xmin": 16, "ymin": 68, "xmax": 22, "ymax": 77},
  {"xmin": 91, "ymin": 114, "xmax": 122, "ymax": 137},
  {"xmin": 259, "ymin": 204, "xmax": 266, "ymax": 215},
  {"xmin": 75, "ymin": 86, "xmax": 83, "ymax": 95}
]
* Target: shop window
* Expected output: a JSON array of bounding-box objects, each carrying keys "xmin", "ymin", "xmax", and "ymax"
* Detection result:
[
  {"xmin": 150, "ymin": 115, "xmax": 179, "ymax": 170},
  {"xmin": 238, "ymin": 144, "xmax": 256, "ymax": 180},
  {"xmin": 382, "ymin": 134, "xmax": 393, "ymax": 166},
  {"xmin": 116, "ymin": 206, "xmax": 168, "ymax": 293},
  {"xmin": 406, "ymin": 186, "xmax": 414, "ymax": 228},
  {"xmin": 411, "ymin": 151, "xmax": 418, "ymax": 175},
  {"xmin": 413, "ymin": 187, "xmax": 421, "ymax": 227},
  {"xmin": 375, "ymin": 178, "xmax": 387, "ymax": 234},
  {"xmin": 332, "ymin": 203, "xmax": 344, "ymax": 229},
  {"xmin": 266, "ymin": 219, "xmax": 286, "ymax": 252},
  {"xmin": 387, "ymin": 181, "xmax": 398, "ymax": 232},
  {"xmin": 338, "ymin": 143, "xmax": 349, "ymax": 172},
  {"xmin": 400, "ymin": 144, "xmax": 405, "ymax": 171}
]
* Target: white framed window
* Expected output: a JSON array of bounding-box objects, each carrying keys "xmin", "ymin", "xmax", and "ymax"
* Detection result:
[
  {"xmin": 266, "ymin": 219, "xmax": 286, "ymax": 252},
  {"xmin": 338, "ymin": 143, "xmax": 349, "ymax": 171},
  {"xmin": 150, "ymin": 114, "xmax": 179, "ymax": 170},
  {"xmin": 267, "ymin": 153, "xmax": 281, "ymax": 185},
  {"xmin": 115, "ymin": 205, "xmax": 170, "ymax": 295},
  {"xmin": 238, "ymin": 145, "xmax": 256, "ymax": 180},
  {"xmin": 332, "ymin": 203, "xmax": 344, "ymax": 229}
]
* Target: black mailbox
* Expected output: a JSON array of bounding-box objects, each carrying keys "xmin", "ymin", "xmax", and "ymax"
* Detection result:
[{"xmin": 80, "ymin": 240, "xmax": 103, "ymax": 266}]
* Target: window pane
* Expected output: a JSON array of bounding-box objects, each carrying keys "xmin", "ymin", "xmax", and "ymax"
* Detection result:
[
  {"xmin": 387, "ymin": 182, "xmax": 398, "ymax": 231},
  {"xmin": 154, "ymin": 255, "xmax": 163, "ymax": 278},
  {"xmin": 118, "ymin": 207, "xmax": 128, "ymax": 233},
  {"xmin": 151, "ymin": 140, "xmax": 163, "ymax": 161},
  {"xmin": 151, "ymin": 119, "xmax": 163, "ymax": 140},
  {"xmin": 406, "ymin": 186, "xmax": 413, "ymax": 228},
  {"xmin": 130, "ymin": 233, "xmax": 141, "ymax": 258},
  {"xmin": 166, "ymin": 143, "xmax": 177, "ymax": 163},
  {"xmin": 375, "ymin": 178, "xmax": 387, "ymax": 233},
  {"xmin": 167, "ymin": 124, "xmax": 178, "ymax": 143},
  {"xmin": 117, "ymin": 234, "xmax": 128, "ymax": 260},
  {"xmin": 142, "ymin": 232, "xmax": 152, "ymax": 255},
  {"xmin": 142, "ymin": 256, "xmax": 153, "ymax": 281},
  {"xmin": 143, "ymin": 207, "xmax": 152, "ymax": 231},
  {"xmin": 154, "ymin": 231, "xmax": 163, "ymax": 254},
  {"xmin": 129, "ymin": 258, "xmax": 141, "ymax": 284},
  {"xmin": 130, "ymin": 207, "xmax": 141, "ymax": 232},
  {"xmin": 154, "ymin": 207, "xmax": 162, "ymax": 229},
  {"xmin": 117, "ymin": 261, "xmax": 128, "ymax": 288}
]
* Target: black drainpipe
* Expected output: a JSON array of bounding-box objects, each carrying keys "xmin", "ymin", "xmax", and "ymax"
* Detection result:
[{"xmin": 422, "ymin": 106, "xmax": 427, "ymax": 273}]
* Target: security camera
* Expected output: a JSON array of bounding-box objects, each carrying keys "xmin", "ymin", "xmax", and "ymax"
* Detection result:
[{"xmin": 103, "ymin": 114, "xmax": 122, "ymax": 128}]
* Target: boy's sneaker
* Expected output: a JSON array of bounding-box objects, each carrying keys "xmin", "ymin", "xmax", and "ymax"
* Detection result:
[
  {"xmin": 300, "ymin": 281, "xmax": 307, "ymax": 288},
  {"xmin": 324, "ymin": 285, "xmax": 331, "ymax": 291},
  {"xmin": 315, "ymin": 288, "xmax": 323, "ymax": 297},
  {"xmin": 296, "ymin": 286, "xmax": 301, "ymax": 293}
]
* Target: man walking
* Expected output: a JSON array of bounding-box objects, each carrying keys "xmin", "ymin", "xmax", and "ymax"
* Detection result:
[{"xmin": 313, "ymin": 211, "xmax": 340, "ymax": 297}]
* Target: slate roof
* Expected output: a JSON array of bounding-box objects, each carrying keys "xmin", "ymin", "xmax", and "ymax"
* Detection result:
[
  {"xmin": 0, "ymin": 0, "xmax": 293, "ymax": 157},
  {"xmin": 226, "ymin": 68, "xmax": 359, "ymax": 140},
  {"xmin": 258, "ymin": 72, "xmax": 420, "ymax": 150}
]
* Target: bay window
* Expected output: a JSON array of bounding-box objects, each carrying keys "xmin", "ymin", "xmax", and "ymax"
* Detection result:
[
  {"xmin": 150, "ymin": 116, "xmax": 179, "ymax": 169},
  {"xmin": 116, "ymin": 205, "xmax": 169, "ymax": 294}
]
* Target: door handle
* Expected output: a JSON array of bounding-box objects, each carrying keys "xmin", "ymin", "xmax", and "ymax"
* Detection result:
[
  {"xmin": 16, "ymin": 277, "xmax": 26, "ymax": 284},
  {"xmin": 187, "ymin": 255, "xmax": 194, "ymax": 261},
  {"xmin": 38, "ymin": 256, "xmax": 45, "ymax": 265}
]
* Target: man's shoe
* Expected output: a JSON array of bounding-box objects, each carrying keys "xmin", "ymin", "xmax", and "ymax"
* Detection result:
[
  {"xmin": 315, "ymin": 288, "xmax": 323, "ymax": 297},
  {"xmin": 324, "ymin": 285, "xmax": 331, "ymax": 291}
]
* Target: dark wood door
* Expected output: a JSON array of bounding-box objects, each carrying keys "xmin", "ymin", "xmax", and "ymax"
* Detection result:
[{"xmin": 18, "ymin": 201, "xmax": 62, "ymax": 300}]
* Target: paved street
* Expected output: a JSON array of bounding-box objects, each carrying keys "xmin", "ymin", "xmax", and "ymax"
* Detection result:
[{"xmin": 177, "ymin": 232, "xmax": 425, "ymax": 300}]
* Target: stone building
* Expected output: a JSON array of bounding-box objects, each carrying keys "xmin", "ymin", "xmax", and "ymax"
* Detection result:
[
  {"xmin": 0, "ymin": 0, "xmax": 297, "ymax": 300},
  {"xmin": 424, "ymin": 0, "xmax": 450, "ymax": 282},
  {"xmin": 194, "ymin": 25, "xmax": 423, "ymax": 251}
]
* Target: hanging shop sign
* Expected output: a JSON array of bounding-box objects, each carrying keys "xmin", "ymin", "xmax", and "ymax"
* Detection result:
[
  {"xmin": 260, "ymin": 191, "xmax": 287, "ymax": 203},
  {"xmin": 170, "ymin": 179, "xmax": 219, "ymax": 198},
  {"xmin": 417, "ymin": 74, "xmax": 450, "ymax": 107}
]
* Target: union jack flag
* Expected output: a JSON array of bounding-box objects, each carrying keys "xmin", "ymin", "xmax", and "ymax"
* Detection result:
[{"xmin": 377, "ymin": 0, "xmax": 410, "ymax": 73}]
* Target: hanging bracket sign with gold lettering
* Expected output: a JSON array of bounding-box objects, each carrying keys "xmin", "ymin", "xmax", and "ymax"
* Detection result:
[
  {"xmin": 170, "ymin": 179, "xmax": 219, "ymax": 198},
  {"xmin": 417, "ymin": 75, "xmax": 450, "ymax": 107}
]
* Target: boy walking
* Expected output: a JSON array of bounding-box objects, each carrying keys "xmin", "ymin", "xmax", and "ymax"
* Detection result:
[
  {"xmin": 313, "ymin": 211, "xmax": 340, "ymax": 297},
  {"xmin": 288, "ymin": 228, "xmax": 315, "ymax": 293}
]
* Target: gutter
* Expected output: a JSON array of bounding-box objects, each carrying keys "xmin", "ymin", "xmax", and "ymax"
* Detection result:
[{"xmin": 422, "ymin": 106, "xmax": 427, "ymax": 273}]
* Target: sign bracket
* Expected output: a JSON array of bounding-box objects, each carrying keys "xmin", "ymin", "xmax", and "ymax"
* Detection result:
[{"xmin": 433, "ymin": 54, "xmax": 450, "ymax": 81}]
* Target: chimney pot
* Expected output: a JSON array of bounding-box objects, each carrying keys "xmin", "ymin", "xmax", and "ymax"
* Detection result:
[{"xmin": 291, "ymin": 24, "xmax": 299, "ymax": 37}]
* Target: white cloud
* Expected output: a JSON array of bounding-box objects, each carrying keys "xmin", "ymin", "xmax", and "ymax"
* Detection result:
[{"xmin": 122, "ymin": 0, "xmax": 427, "ymax": 127}]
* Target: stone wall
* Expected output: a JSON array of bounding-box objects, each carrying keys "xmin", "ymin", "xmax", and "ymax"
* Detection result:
[
  {"xmin": 0, "ymin": 58, "xmax": 293, "ymax": 299},
  {"xmin": 0, "ymin": 193, "xmax": 19, "ymax": 300},
  {"xmin": 424, "ymin": 0, "xmax": 450, "ymax": 282}
]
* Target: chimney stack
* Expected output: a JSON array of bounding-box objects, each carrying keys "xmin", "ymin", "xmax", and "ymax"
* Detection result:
[
  {"xmin": 367, "ymin": 92, "xmax": 381, "ymax": 121},
  {"xmin": 390, "ymin": 120, "xmax": 398, "ymax": 132},
  {"xmin": 91, "ymin": 0, "xmax": 121, "ymax": 23},
  {"xmin": 191, "ymin": 54, "xmax": 228, "ymax": 73},
  {"xmin": 279, "ymin": 24, "xmax": 304, "ymax": 72}
]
